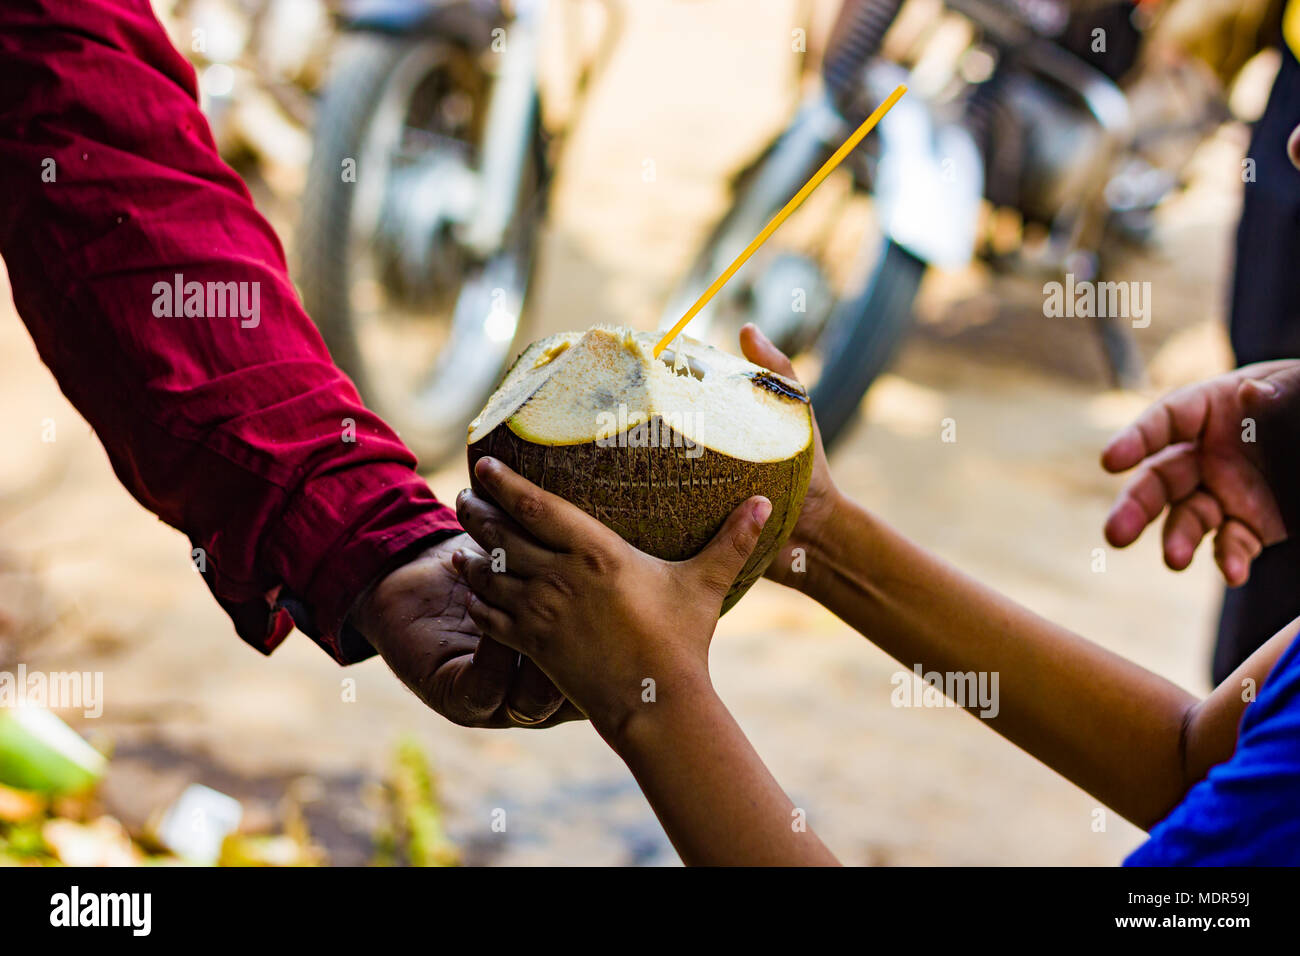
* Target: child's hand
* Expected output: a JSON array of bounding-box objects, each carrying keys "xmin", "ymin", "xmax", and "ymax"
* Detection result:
[
  {"xmin": 453, "ymin": 456, "xmax": 772, "ymax": 740},
  {"xmin": 737, "ymin": 324, "xmax": 839, "ymax": 591}
]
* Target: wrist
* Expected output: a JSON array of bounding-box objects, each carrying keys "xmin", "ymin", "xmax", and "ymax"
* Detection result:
[
  {"xmin": 797, "ymin": 489, "xmax": 854, "ymax": 600},
  {"xmin": 596, "ymin": 664, "xmax": 719, "ymax": 755},
  {"xmin": 771, "ymin": 485, "xmax": 844, "ymax": 595}
]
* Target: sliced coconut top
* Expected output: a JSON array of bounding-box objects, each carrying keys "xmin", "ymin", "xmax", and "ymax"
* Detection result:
[{"xmin": 468, "ymin": 327, "xmax": 812, "ymax": 463}]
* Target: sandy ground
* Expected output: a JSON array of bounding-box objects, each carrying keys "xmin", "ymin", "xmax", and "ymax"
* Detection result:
[{"xmin": 0, "ymin": 0, "xmax": 1252, "ymax": 864}]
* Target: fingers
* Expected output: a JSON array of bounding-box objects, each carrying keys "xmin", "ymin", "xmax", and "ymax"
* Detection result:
[
  {"xmin": 463, "ymin": 600, "xmax": 570, "ymax": 727},
  {"xmin": 1101, "ymin": 386, "xmax": 1209, "ymax": 474},
  {"xmin": 464, "ymin": 591, "xmax": 518, "ymax": 651},
  {"xmin": 685, "ymin": 496, "xmax": 771, "ymax": 599},
  {"xmin": 1214, "ymin": 519, "xmax": 1264, "ymax": 588},
  {"xmin": 473, "ymin": 457, "xmax": 606, "ymax": 552},
  {"xmin": 740, "ymin": 323, "xmax": 799, "ymax": 380},
  {"xmin": 541, "ymin": 700, "xmax": 589, "ymax": 725},
  {"xmin": 739, "ymin": 324, "xmax": 831, "ymax": 469},
  {"xmin": 1235, "ymin": 361, "xmax": 1300, "ymax": 421},
  {"xmin": 1238, "ymin": 377, "xmax": 1279, "ymax": 409},
  {"xmin": 505, "ymin": 658, "xmax": 566, "ymax": 726},
  {"xmin": 459, "ymin": 564, "xmax": 532, "ymax": 659},
  {"xmin": 1238, "ymin": 362, "xmax": 1300, "ymax": 540},
  {"xmin": 452, "ymin": 549, "xmax": 525, "ymax": 610},
  {"xmin": 423, "ymin": 638, "xmax": 512, "ymax": 727},
  {"xmin": 422, "ymin": 647, "xmax": 579, "ymax": 729},
  {"xmin": 457, "ymin": 564, "xmax": 565, "ymax": 726},
  {"xmin": 461, "ymin": 629, "xmax": 568, "ymax": 727},
  {"xmin": 456, "ymin": 488, "xmax": 553, "ymax": 573},
  {"xmin": 470, "ymin": 629, "xmax": 517, "ymax": 675},
  {"xmin": 1104, "ymin": 444, "xmax": 1200, "ymax": 548},
  {"xmin": 1161, "ymin": 490, "xmax": 1223, "ymax": 571}
]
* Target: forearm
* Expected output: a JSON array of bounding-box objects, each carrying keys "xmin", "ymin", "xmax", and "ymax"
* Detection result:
[
  {"xmin": 0, "ymin": 0, "xmax": 460, "ymax": 659},
  {"xmin": 800, "ymin": 494, "xmax": 1199, "ymax": 829},
  {"xmin": 603, "ymin": 674, "xmax": 838, "ymax": 866}
]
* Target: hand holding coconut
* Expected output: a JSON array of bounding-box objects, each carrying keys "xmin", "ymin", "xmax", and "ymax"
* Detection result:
[
  {"xmin": 448, "ymin": 317, "xmax": 1300, "ymax": 865},
  {"xmin": 427, "ymin": 112, "xmax": 1300, "ymax": 862},
  {"xmin": 465, "ymin": 325, "xmax": 816, "ymax": 611},
  {"xmin": 450, "ymin": 323, "xmax": 834, "ymax": 737},
  {"xmin": 352, "ymin": 534, "xmax": 581, "ymax": 728},
  {"xmin": 452, "ymin": 326, "xmax": 840, "ymax": 864},
  {"xmin": 737, "ymin": 325, "xmax": 839, "ymax": 592},
  {"xmin": 454, "ymin": 456, "xmax": 838, "ymax": 866},
  {"xmin": 453, "ymin": 456, "xmax": 772, "ymax": 739}
]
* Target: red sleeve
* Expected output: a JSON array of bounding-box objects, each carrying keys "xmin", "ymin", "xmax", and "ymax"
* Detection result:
[{"xmin": 0, "ymin": 0, "xmax": 463, "ymax": 663}]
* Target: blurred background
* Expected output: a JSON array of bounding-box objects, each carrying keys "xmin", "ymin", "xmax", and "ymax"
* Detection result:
[{"xmin": 0, "ymin": 0, "xmax": 1290, "ymax": 864}]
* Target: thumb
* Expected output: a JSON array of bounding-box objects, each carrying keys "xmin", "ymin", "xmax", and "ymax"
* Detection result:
[
  {"xmin": 1239, "ymin": 363, "xmax": 1300, "ymax": 412},
  {"xmin": 687, "ymin": 496, "xmax": 772, "ymax": 600},
  {"xmin": 739, "ymin": 323, "xmax": 799, "ymax": 380},
  {"xmin": 1239, "ymin": 363, "xmax": 1300, "ymax": 537},
  {"xmin": 1239, "ymin": 376, "xmax": 1281, "ymax": 413}
]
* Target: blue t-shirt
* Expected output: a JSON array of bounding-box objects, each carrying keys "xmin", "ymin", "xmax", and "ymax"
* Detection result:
[{"xmin": 1125, "ymin": 631, "xmax": 1300, "ymax": 865}]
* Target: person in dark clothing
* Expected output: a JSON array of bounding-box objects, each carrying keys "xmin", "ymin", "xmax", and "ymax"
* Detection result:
[{"xmin": 1214, "ymin": 35, "xmax": 1300, "ymax": 683}]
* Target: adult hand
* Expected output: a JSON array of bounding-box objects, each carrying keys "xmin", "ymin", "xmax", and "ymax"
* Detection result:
[
  {"xmin": 1101, "ymin": 360, "xmax": 1300, "ymax": 586},
  {"xmin": 352, "ymin": 533, "xmax": 583, "ymax": 727},
  {"xmin": 453, "ymin": 457, "xmax": 770, "ymax": 740}
]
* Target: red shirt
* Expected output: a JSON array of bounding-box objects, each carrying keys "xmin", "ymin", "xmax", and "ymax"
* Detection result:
[{"xmin": 0, "ymin": 0, "xmax": 462, "ymax": 662}]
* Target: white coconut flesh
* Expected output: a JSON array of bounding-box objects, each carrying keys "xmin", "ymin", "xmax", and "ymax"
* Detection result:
[{"xmin": 467, "ymin": 327, "xmax": 813, "ymax": 460}]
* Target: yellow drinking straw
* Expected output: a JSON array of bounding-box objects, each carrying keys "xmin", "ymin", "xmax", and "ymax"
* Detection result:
[{"xmin": 653, "ymin": 83, "xmax": 908, "ymax": 359}]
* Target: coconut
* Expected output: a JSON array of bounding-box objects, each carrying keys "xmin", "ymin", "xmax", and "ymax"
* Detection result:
[{"xmin": 467, "ymin": 326, "xmax": 814, "ymax": 612}]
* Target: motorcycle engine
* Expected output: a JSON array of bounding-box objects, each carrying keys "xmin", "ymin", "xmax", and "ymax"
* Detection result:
[{"xmin": 998, "ymin": 74, "xmax": 1107, "ymax": 226}]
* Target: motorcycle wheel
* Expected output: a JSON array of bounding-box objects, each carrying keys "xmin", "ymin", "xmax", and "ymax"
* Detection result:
[
  {"xmin": 661, "ymin": 108, "xmax": 925, "ymax": 451},
  {"xmin": 807, "ymin": 239, "xmax": 924, "ymax": 447},
  {"xmin": 296, "ymin": 32, "xmax": 542, "ymax": 467}
]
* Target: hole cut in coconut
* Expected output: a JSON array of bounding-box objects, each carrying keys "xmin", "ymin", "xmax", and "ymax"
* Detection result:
[
  {"xmin": 467, "ymin": 327, "xmax": 815, "ymax": 614},
  {"xmin": 657, "ymin": 348, "xmax": 708, "ymax": 381}
]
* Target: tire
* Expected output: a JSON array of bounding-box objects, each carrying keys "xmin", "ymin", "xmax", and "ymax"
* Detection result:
[
  {"xmin": 297, "ymin": 33, "xmax": 410, "ymax": 403},
  {"xmin": 809, "ymin": 240, "xmax": 925, "ymax": 449},
  {"xmin": 296, "ymin": 32, "xmax": 541, "ymax": 467}
]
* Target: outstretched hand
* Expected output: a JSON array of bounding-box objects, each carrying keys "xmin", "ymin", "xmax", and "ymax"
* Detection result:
[{"xmin": 1101, "ymin": 360, "xmax": 1300, "ymax": 586}]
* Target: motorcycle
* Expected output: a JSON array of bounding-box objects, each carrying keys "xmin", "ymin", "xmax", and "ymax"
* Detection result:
[
  {"xmin": 295, "ymin": 0, "xmax": 626, "ymax": 466},
  {"xmin": 294, "ymin": 0, "xmax": 548, "ymax": 464},
  {"xmin": 293, "ymin": 0, "xmax": 1226, "ymax": 463},
  {"xmin": 662, "ymin": 0, "xmax": 1228, "ymax": 448}
]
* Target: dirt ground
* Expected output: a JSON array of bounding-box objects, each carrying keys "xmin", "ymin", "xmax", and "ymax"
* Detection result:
[{"xmin": 0, "ymin": 0, "xmax": 1253, "ymax": 864}]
